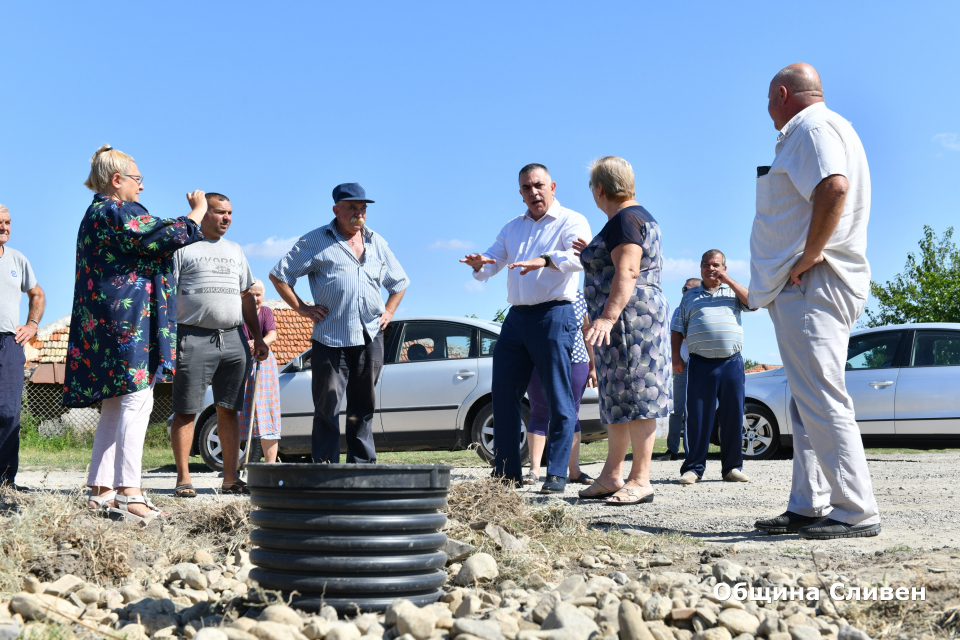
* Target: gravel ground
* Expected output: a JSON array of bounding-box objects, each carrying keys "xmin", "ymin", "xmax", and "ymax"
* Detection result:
[{"xmin": 19, "ymin": 451, "xmax": 960, "ymax": 555}]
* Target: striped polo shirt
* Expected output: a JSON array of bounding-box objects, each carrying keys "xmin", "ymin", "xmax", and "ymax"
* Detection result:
[
  {"xmin": 270, "ymin": 219, "xmax": 409, "ymax": 348},
  {"xmin": 671, "ymin": 284, "xmax": 751, "ymax": 359}
]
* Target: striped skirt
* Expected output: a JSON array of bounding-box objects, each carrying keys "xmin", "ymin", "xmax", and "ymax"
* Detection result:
[{"xmin": 239, "ymin": 352, "xmax": 282, "ymax": 440}]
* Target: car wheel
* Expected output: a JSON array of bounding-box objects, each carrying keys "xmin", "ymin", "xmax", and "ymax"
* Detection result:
[
  {"xmin": 198, "ymin": 412, "xmax": 250, "ymax": 472},
  {"xmin": 742, "ymin": 402, "xmax": 780, "ymax": 460},
  {"xmin": 470, "ymin": 402, "xmax": 531, "ymax": 466}
]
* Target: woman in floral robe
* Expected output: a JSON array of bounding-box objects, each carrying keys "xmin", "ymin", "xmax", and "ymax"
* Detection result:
[{"xmin": 64, "ymin": 145, "xmax": 206, "ymax": 522}]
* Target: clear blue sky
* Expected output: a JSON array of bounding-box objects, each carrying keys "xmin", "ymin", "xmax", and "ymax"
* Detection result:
[{"xmin": 3, "ymin": 2, "xmax": 959, "ymax": 364}]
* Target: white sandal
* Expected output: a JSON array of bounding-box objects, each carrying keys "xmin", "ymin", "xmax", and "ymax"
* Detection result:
[
  {"xmin": 87, "ymin": 490, "xmax": 117, "ymax": 511},
  {"xmin": 107, "ymin": 494, "xmax": 163, "ymax": 525}
]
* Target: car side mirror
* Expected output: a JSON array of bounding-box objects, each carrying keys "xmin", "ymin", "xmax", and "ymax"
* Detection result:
[{"xmin": 288, "ymin": 356, "xmax": 303, "ymax": 372}]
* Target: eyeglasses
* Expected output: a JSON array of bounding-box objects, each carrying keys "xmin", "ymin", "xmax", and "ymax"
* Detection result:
[
  {"xmin": 123, "ymin": 174, "xmax": 144, "ymax": 186},
  {"xmin": 682, "ymin": 287, "xmax": 689, "ymax": 293}
]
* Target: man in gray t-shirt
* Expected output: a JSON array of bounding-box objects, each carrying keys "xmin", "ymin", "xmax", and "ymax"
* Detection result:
[
  {"xmin": 170, "ymin": 193, "xmax": 267, "ymax": 498},
  {"xmin": 0, "ymin": 204, "xmax": 45, "ymax": 489}
]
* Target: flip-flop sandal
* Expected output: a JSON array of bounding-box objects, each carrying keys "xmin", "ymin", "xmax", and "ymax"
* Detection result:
[
  {"xmin": 578, "ymin": 480, "xmax": 619, "ymax": 500},
  {"xmin": 569, "ymin": 472, "xmax": 595, "ymax": 485},
  {"xmin": 173, "ymin": 483, "xmax": 197, "ymax": 498},
  {"xmin": 605, "ymin": 486, "xmax": 655, "ymax": 506},
  {"xmin": 522, "ymin": 472, "xmax": 539, "ymax": 485},
  {"xmin": 221, "ymin": 479, "xmax": 251, "ymax": 495}
]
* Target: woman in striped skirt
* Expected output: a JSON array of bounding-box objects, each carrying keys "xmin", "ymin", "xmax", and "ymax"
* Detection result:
[{"xmin": 240, "ymin": 279, "xmax": 282, "ymax": 462}]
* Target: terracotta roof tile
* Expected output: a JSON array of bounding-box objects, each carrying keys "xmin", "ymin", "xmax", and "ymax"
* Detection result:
[{"xmin": 746, "ymin": 364, "xmax": 782, "ymax": 374}]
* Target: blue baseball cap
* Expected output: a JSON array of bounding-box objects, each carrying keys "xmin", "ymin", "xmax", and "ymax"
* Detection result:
[{"xmin": 332, "ymin": 183, "xmax": 375, "ymax": 204}]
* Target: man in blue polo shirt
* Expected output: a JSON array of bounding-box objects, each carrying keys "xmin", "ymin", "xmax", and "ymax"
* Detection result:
[{"xmin": 671, "ymin": 250, "xmax": 755, "ymax": 485}]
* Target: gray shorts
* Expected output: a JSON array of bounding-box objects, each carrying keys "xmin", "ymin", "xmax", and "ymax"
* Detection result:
[{"xmin": 173, "ymin": 325, "xmax": 251, "ymax": 415}]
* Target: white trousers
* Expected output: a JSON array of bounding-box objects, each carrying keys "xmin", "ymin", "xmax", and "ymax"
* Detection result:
[
  {"xmin": 87, "ymin": 383, "xmax": 155, "ymax": 489},
  {"xmin": 767, "ymin": 262, "xmax": 880, "ymax": 525}
]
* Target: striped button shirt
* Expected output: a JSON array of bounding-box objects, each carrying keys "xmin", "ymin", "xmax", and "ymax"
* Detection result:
[
  {"xmin": 671, "ymin": 284, "xmax": 752, "ymax": 359},
  {"xmin": 270, "ymin": 219, "xmax": 410, "ymax": 348}
]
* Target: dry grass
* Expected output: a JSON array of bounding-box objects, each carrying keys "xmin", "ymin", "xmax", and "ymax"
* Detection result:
[
  {"xmin": 0, "ymin": 486, "xmax": 252, "ymax": 596},
  {"xmin": 445, "ymin": 477, "xmax": 688, "ymax": 585}
]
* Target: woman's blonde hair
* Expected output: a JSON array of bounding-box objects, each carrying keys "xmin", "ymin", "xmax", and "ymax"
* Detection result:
[
  {"xmin": 588, "ymin": 156, "xmax": 635, "ymax": 201},
  {"xmin": 84, "ymin": 144, "xmax": 134, "ymax": 193}
]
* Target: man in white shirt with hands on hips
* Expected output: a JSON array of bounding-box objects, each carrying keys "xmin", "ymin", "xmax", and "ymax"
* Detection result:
[{"xmin": 460, "ymin": 164, "xmax": 591, "ymax": 494}]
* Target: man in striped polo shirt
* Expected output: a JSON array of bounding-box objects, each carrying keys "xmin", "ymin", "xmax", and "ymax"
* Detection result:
[
  {"xmin": 270, "ymin": 183, "xmax": 409, "ymax": 464},
  {"xmin": 671, "ymin": 250, "xmax": 755, "ymax": 485}
]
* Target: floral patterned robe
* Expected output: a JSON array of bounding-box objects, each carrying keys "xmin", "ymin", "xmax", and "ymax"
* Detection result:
[{"xmin": 63, "ymin": 194, "xmax": 203, "ymax": 407}]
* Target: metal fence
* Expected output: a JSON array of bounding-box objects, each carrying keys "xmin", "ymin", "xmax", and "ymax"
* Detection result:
[{"xmin": 21, "ymin": 382, "xmax": 175, "ymax": 436}]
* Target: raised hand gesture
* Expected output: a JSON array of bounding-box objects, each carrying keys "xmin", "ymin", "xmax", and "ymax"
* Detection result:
[{"xmin": 460, "ymin": 253, "xmax": 497, "ymax": 272}]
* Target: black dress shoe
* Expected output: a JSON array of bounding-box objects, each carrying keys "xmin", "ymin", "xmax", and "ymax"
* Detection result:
[
  {"xmin": 755, "ymin": 510, "xmax": 827, "ymax": 534},
  {"xmin": 798, "ymin": 518, "xmax": 881, "ymax": 540},
  {"xmin": 540, "ymin": 475, "xmax": 566, "ymax": 494}
]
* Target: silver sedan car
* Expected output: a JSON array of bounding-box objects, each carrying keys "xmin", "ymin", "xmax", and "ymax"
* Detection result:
[
  {"xmin": 186, "ymin": 316, "xmax": 607, "ymax": 470},
  {"xmin": 741, "ymin": 323, "xmax": 960, "ymax": 460}
]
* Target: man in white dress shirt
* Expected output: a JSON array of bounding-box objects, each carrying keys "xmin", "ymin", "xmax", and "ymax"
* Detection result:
[
  {"xmin": 461, "ymin": 164, "xmax": 591, "ymax": 493},
  {"xmin": 751, "ymin": 63, "xmax": 880, "ymax": 539}
]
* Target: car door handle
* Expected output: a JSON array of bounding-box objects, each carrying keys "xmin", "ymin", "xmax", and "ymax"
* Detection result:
[
  {"xmin": 869, "ymin": 381, "xmax": 894, "ymax": 388},
  {"xmin": 455, "ymin": 370, "xmax": 476, "ymax": 378}
]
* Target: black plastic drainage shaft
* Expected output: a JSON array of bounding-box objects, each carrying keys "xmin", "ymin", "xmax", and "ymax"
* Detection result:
[{"xmin": 247, "ymin": 463, "xmax": 452, "ymax": 613}]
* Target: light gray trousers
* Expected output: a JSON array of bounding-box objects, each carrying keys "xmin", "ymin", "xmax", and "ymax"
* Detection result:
[{"xmin": 767, "ymin": 262, "xmax": 880, "ymax": 525}]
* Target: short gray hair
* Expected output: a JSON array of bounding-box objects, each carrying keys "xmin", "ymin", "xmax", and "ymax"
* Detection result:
[
  {"xmin": 701, "ymin": 249, "xmax": 726, "ymax": 266},
  {"xmin": 0, "ymin": 204, "xmax": 8, "ymax": 217},
  {"xmin": 250, "ymin": 278, "xmax": 265, "ymax": 292},
  {"xmin": 588, "ymin": 156, "xmax": 635, "ymax": 200}
]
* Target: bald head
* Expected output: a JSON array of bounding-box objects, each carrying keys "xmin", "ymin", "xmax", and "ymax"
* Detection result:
[{"xmin": 767, "ymin": 63, "xmax": 825, "ymax": 130}]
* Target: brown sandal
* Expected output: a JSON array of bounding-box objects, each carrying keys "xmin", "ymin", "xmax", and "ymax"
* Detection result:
[
  {"xmin": 173, "ymin": 483, "xmax": 197, "ymax": 498},
  {"xmin": 221, "ymin": 479, "xmax": 251, "ymax": 495},
  {"xmin": 578, "ymin": 480, "xmax": 619, "ymax": 499},
  {"xmin": 605, "ymin": 485, "xmax": 654, "ymax": 506}
]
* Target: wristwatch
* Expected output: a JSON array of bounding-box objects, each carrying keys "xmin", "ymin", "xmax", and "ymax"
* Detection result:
[{"xmin": 540, "ymin": 254, "xmax": 552, "ymax": 268}]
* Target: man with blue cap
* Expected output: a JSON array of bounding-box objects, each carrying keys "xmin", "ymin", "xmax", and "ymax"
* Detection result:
[{"xmin": 270, "ymin": 183, "xmax": 409, "ymax": 463}]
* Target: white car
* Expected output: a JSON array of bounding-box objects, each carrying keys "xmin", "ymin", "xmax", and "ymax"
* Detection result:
[
  {"xmin": 178, "ymin": 316, "xmax": 607, "ymax": 470},
  {"xmin": 741, "ymin": 323, "xmax": 960, "ymax": 459}
]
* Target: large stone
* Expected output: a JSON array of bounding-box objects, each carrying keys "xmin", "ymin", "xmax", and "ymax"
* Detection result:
[
  {"xmin": 444, "ymin": 539, "xmax": 477, "ymax": 563},
  {"xmin": 44, "ymin": 574, "xmax": 86, "ymax": 597},
  {"xmin": 693, "ymin": 629, "xmax": 733, "ymax": 640},
  {"xmin": 0, "ymin": 621, "xmax": 23, "ymax": 640},
  {"xmin": 555, "ymin": 576, "xmax": 587, "ymax": 600},
  {"xmin": 584, "ymin": 577, "xmax": 617, "ymax": 596},
  {"xmin": 193, "ymin": 550, "xmax": 215, "ymax": 565},
  {"xmin": 302, "ymin": 618, "xmax": 330, "ymax": 640},
  {"xmin": 76, "ymin": 586, "xmax": 103, "ymax": 604},
  {"xmin": 718, "ymin": 610, "xmax": 760, "ymax": 636},
  {"xmin": 642, "ymin": 594, "xmax": 672, "ymax": 621},
  {"xmin": 326, "ymin": 622, "xmax": 361, "ymax": 640},
  {"xmin": 837, "ymin": 626, "xmax": 872, "ymax": 640},
  {"xmin": 253, "ymin": 621, "xmax": 304, "ymax": 640},
  {"xmin": 119, "ymin": 584, "xmax": 145, "ymax": 603},
  {"xmin": 196, "ymin": 630, "xmax": 229, "ymax": 640},
  {"xmin": 648, "ymin": 555, "xmax": 673, "ymax": 567},
  {"xmin": 396, "ymin": 604, "xmax": 438, "ymax": 640},
  {"xmin": 532, "ymin": 593, "xmax": 562, "ymax": 623},
  {"xmin": 169, "ymin": 563, "xmax": 209, "ymax": 590},
  {"xmin": 788, "ymin": 627, "xmax": 819, "ymax": 640},
  {"xmin": 260, "ymin": 604, "xmax": 304, "ymax": 628},
  {"xmin": 454, "ymin": 595, "xmax": 482, "ymax": 618},
  {"xmin": 712, "ymin": 561, "xmax": 742, "ymax": 585},
  {"xmin": 455, "ymin": 553, "xmax": 498, "ymax": 585},
  {"xmin": 10, "ymin": 593, "xmax": 82, "ymax": 623},
  {"xmin": 452, "ymin": 619, "xmax": 505, "ymax": 640},
  {"xmin": 541, "ymin": 602, "xmax": 599, "ymax": 639},
  {"xmin": 618, "ymin": 601, "xmax": 655, "ymax": 640},
  {"xmin": 223, "ymin": 629, "xmax": 259, "ymax": 640},
  {"xmin": 23, "ymin": 576, "xmax": 44, "ymax": 594}
]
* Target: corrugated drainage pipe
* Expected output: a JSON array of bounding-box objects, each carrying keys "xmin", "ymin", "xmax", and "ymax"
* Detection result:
[{"xmin": 247, "ymin": 463, "xmax": 451, "ymax": 612}]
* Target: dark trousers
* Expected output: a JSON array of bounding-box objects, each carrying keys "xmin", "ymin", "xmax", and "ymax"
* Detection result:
[
  {"xmin": 0, "ymin": 334, "xmax": 26, "ymax": 483},
  {"xmin": 681, "ymin": 352, "xmax": 745, "ymax": 478},
  {"xmin": 492, "ymin": 301, "xmax": 576, "ymax": 478},
  {"xmin": 310, "ymin": 334, "xmax": 383, "ymax": 464}
]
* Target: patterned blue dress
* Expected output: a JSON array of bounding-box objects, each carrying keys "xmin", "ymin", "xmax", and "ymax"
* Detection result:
[{"xmin": 580, "ymin": 206, "xmax": 672, "ymax": 424}]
